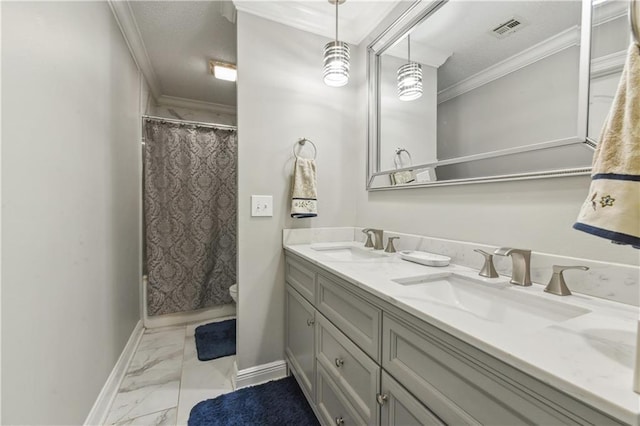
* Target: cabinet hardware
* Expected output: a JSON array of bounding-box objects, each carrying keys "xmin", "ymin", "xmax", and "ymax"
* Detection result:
[
  {"xmin": 306, "ymin": 318, "xmax": 315, "ymax": 326},
  {"xmin": 335, "ymin": 416, "xmax": 344, "ymax": 425},
  {"xmin": 334, "ymin": 358, "xmax": 344, "ymax": 367},
  {"xmin": 376, "ymin": 393, "xmax": 388, "ymax": 406}
]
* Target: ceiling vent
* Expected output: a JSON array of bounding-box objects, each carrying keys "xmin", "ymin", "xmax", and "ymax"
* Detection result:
[{"xmin": 490, "ymin": 16, "xmax": 528, "ymax": 39}]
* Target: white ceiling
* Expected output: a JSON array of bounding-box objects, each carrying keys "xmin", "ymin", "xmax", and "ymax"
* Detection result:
[
  {"xmin": 130, "ymin": 1, "xmax": 238, "ymax": 107},
  {"xmin": 233, "ymin": 0, "xmax": 402, "ymax": 45}
]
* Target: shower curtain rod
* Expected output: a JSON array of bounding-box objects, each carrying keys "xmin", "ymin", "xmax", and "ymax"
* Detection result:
[{"xmin": 142, "ymin": 115, "xmax": 237, "ymax": 131}]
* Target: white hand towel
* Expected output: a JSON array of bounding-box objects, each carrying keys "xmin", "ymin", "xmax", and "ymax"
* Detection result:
[
  {"xmin": 291, "ymin": 158, "xmax": 318, "ymax": 218},
  {"xmin": 574, "ymin": 44, "xmax": 640, "ymax": 247}
]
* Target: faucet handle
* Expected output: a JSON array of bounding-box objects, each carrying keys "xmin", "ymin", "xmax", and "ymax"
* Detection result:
[
  {"xmin": 384, "ymin": 237, "xmax": 400, "ymax": 253},
  {"xmin": 474, "ymin": 249, "xmax": 499, "ymax": 278},
  {"xmin": 362, "ymin": 229, "xmax": 374, "ymax": 248},
  {"xmin": 544, "ymin": 265, "xmax": 589, "ymax": 296}
]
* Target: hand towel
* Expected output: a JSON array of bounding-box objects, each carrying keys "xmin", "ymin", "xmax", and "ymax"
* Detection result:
[
  {"xmin": 573, "ymin": 43, "xmax": 640, "ymax": 247},
  {"xmin": 291, "ymin": 158, "xmax": 318, "ymax": 218}
]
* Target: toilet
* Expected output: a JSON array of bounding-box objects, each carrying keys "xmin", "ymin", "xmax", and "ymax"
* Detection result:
[{"xmin": 229, "ymin": 284, "xmax": 238, "ymax": 303}]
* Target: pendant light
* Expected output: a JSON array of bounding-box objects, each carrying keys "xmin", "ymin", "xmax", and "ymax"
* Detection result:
[
  {"xmin": 323, "ymin": 0, "xmax": 349, "ymax": 87},
  {"xmin": 397, "ymin": 34, "xmax": 423, "ymax": 101}
]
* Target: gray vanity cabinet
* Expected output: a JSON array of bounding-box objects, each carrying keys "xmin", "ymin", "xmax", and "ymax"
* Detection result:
[
  {"xmin": 285, "ymin": 285, "xmax": 316, "ymax": 403},
  {"xmin": 284, "ymin": 252, "xmax": 624, "ymax": 426}
]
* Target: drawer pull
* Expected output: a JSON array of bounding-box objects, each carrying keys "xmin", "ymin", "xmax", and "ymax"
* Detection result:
[
  {"xmin": 334, "ymin": 358, "xmax": 344, "ymax": 367},
  {"xmin": 306, "ymin": 318, "xmax": 315, "ymax": 326},
  {"xmin": 335, "ymin": 416, "xmax": 344, "ymax": 425},
  {"xmin": 376, "ymin": 393, "xmax": 388, "ymax": 406}
]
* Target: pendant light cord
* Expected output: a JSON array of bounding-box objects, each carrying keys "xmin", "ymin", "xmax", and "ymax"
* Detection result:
[
  {"xmin": 407, "ymin": 34, "xmax": 411, "ymax": 62},
  {"xmin": 335, "ymin": 0, "xmax": 339, "ymax": 42}
]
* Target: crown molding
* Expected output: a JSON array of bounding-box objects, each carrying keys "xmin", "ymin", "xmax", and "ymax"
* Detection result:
[
  {"xmin": 107, "ymin": 0, "xmax": 161, "ymax": 99},
  {"xmin": 157, "ymin": 95, "xmax": 237, "ymax": 116},
  {"xmin": 438, "ymin": 26, "xmax": 580, "ymax": 104},
  {"xmin": 591, "ymin": 49, "xmax": 626, "ymax": 78},
  {"xmin": 593, "ymin": 0, "xmax": 628, "ymax": 26}
]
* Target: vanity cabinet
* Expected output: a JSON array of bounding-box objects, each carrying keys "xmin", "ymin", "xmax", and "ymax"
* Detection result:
[{"xmin": 284, "ymin": 252, "xmax": 625, "ymax": 426}]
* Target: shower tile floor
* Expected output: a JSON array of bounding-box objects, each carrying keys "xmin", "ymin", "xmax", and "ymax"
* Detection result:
[{"xmin": 105, "ymin": 316, "xmax": 237, "ymax": 425}]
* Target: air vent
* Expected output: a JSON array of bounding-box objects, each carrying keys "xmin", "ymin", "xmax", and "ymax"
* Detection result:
[{"xmin": 490, "ymin": 16, "xmax": 528, "ymax": 39}]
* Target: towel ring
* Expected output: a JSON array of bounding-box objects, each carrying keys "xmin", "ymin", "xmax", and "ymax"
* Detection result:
[
  {"xmin": 394, "ymin": 148, "xmax": 412, "ymax": 168},
  {"xmin": 293, "ymin": 138, "xmax": 317, "ymax": 160}
]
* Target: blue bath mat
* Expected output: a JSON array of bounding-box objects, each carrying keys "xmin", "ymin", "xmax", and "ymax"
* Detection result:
[
  {"xmin": 188, "ymin": 376, "xmax": 319, "ymax": 426},
  {"xmin": 195, "ymin": 319, "xmax": 236, "ymax": 361}
]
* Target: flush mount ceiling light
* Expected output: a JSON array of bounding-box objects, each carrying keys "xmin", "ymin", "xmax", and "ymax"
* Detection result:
[
  {"xmin": 209, "ymin": 60, "xmax": 237, "ymax": 82},
  {"xmin": 323, "ymin": 0, "xmax": 350, "ymax": 87},
  {"xmin": 397, "ymin": 34, "xmax": 423, "ymax": 101}
]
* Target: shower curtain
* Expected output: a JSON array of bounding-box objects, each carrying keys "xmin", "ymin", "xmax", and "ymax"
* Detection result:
[{"xmin": 143, "ymin": 119, "xmax": 237, "ymax": 316}]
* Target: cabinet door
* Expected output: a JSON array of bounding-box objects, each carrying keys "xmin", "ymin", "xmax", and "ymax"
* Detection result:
[
  {"xmin": 285, "ymin": 285, "xmax": 316, "ymax": 402},
  {"xmin": 379, "ymin": 371, "xmax": 444, "ymax": 426}
]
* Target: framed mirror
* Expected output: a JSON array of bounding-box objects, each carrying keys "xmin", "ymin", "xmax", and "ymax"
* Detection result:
[{"xmin": 367, "ymin": 0, "xmax": 607, "ymax": 190}]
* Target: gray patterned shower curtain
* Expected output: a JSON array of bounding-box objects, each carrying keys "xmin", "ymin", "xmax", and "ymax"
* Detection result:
[{"xmin": 143, "ymin": 119, "xmax": 237, "ymax": 316}]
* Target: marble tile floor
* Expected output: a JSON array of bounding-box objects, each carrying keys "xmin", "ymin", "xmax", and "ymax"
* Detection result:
[{"xmin": 105, "ymin": 316, "xmax": 237, "ymax": 426}]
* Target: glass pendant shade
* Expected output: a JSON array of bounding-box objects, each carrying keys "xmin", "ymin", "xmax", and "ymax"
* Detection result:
[
  {"xmin": 323, "ymin": 41, "xmax": 350, "ymax": 87},
  {"xmin": 397, "ymin": 34, "xmax": 422, "ymax": 101},
  {"xmin": 397, "ymin": 62, "xmax": 423, "ymax": 101}
]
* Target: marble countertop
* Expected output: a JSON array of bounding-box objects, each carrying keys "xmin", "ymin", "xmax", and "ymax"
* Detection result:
[{"xmin": 284, "ymin": 242, "xmax": 640, "ymax": 425}]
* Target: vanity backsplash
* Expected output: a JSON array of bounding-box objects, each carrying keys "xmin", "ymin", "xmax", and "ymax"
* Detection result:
[{"xmin": 283, "ymin": 227, "xmax": 640, "ymax": 307}]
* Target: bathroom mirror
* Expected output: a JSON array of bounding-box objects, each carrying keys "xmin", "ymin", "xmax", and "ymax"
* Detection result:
[{"xmin": 367, "ymin": 0, "xmax": 602, "ymax": 190}]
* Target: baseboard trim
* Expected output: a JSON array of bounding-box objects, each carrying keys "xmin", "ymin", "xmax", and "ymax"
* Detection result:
[
  {"xmin": 234, "ymin": 360, "xmax": 289, "ymax": 390},
  {"xmin": 84, "ymin": 320, "xmax": 144, "ymax": 426},
  {"xmin": 143, "ymin": 294, "xmax": 236, "ymax": 329}
]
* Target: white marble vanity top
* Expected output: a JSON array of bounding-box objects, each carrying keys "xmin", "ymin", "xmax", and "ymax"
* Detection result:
[{"xmin": 284, "ymin": 241, "xmax": 640, "ymax": 425}]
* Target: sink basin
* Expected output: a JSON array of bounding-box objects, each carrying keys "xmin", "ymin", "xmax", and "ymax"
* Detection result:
[
  {"xmin": 311, "ymin": 244, "xmax": 388, "ymax": 261},
  {"xmin": 392, "ymin": 273, "xmax": 590, "ymax": 325}
]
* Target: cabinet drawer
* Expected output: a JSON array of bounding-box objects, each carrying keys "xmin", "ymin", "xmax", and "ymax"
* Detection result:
[
  {"xmin": 316, "ymin": 362, "xmax": 368, "ymax": 426},
  {"xmin": 286, "ymin": 255, "xmax": 317, "ymax": 303},
  {"xmin": 380, "ymin": 370, "xmax": 444, "ymax": 426},
  {"xmin": 316, "ymin": 314, "xmax": 380, "ymax": 425},
  {"xmin": 382, "ymin": 314, "xmax": 587, "ymax": 426},
  {"xmin": 317, "ymin": 273, "xmax": 381, "ymax": 361}
]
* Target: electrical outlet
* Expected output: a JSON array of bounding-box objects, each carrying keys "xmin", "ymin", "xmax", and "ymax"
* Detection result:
[{"xmin": 251, "ymin": 195, "xmax": 273, "ymax": 217}]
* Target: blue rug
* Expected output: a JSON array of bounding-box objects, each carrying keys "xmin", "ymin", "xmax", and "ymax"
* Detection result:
[
  {"xmin": 188, "ymin": 376, "xmax": 319, "ymax": 426},
  {"xmin": 195, "ymin": 319, "xmax": 236, "ymax": 361}
]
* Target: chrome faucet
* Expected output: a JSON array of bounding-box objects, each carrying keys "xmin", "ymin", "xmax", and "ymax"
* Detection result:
[
  {"xmin": 494, "ymin": 247, "xmax": 532, "ymax": 286},
  {"xmin": 362, "ymin": 228, "xmax": 384, "ymax": 250}
]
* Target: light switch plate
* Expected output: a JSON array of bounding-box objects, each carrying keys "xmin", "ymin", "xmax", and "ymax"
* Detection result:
[{"xmin": 251, "ymin": 195, "xmax": 273, "ymax": 217}]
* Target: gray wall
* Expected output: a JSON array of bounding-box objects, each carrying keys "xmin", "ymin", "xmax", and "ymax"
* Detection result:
[
  {"xmin": 437, "ymin": 47, "xmax": 579, "ymax": 159},
  {"xmin": 236, "ymin": 11, "xmax": 359, "ymax": 371},
  {"xmin": 2, "ymin": 2, "xmax": 142, "ymax": 423}
]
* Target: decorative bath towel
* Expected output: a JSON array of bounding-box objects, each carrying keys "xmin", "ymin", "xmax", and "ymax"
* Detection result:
[
  {"xmin": 291, "ymin": 157, "xmax": 318, "ymax": 218},
  {"xmin": 574, "ymin": 44, "xmax": 640, "ymax": 247}
]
